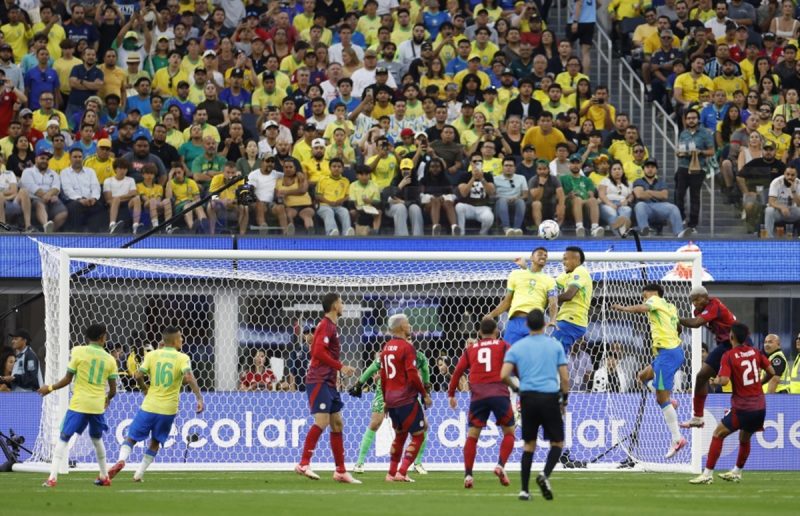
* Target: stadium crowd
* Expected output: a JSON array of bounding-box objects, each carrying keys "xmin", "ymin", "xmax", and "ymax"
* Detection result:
[{"xmin": 0, "ymin": 0, "xmax": 797, "ymax": 237}]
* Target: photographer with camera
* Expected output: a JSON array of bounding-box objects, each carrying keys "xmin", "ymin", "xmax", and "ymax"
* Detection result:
[
  {"xmin": 579, "ymin": 86, "xmax": 616, "ymax": 132},
  {"xmin": 455, "ymin": 154, "xmax": 496, "ymax": 235}
]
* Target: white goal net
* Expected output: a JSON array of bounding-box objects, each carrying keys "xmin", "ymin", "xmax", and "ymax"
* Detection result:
[{"xmin": 29, "ymin": 244, "xmax": 703, "ymax": 473}]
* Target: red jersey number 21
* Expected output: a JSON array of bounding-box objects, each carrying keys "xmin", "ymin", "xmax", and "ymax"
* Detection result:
[
  {"xmin": 741, "ymin": 358, "xmax": 759, "ymax": 386},
  {"xmin": 477, "ymin": 348, "xmax": 492, "ymax": 372},
  {"xmin": 383, "ymin": 354, "xmax": 397, "ymax": 379}
]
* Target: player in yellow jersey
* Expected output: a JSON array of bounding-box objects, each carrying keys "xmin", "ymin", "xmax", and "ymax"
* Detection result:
[
  {"xmin": 552, "ymin": 246, "xmax": 593, "ymax": 353},
  {"xmin": 612, "ymin": 283, "xmax": 687, "ymax": 459},
  {"xmin": 484, "ymin": 247, "xmax": 558, "ymax": 345},
  {"xmin": 38, "ymin": 324, "xmax": 118, "ymax": 488},
  {"xmin": 108, "ymin": 327, "xmax": 204, "ymax": 482}
]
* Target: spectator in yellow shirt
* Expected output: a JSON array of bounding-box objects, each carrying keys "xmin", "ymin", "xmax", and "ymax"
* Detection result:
[
  {"xmin": 1, "ymin": 7, "xmax": 32, "ymax": 64},
  {"xmin": 165, "ymin": 165, "xmax": 207, "ymax": 232},
  {"xmin": 315, "ymin": 158, "xmax": 353, "ymax": 236},
  {"xmin": 579, "ymin": 86, "xmax": 616, "ymax": 131}
]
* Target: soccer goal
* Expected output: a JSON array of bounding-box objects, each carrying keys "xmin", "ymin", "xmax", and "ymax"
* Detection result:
[{"xmin": 25, "ymin": 243, "xmax": 703, "ymax": 473}]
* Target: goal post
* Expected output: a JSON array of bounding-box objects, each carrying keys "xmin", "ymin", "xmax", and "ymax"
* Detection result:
[{"xmin": 25, "ymin": 243, "xmax": 703, "ymax": 473}]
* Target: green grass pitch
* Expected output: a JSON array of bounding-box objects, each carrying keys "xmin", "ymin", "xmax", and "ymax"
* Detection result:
[{"xmin": 5, "ymin": 471, "xmax": 799, "ymax": 516}]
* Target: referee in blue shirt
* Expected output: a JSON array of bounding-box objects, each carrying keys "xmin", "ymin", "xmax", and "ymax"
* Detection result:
[{"xmin": 501, "ymin": 309, "xmax": 569, "ymax": 502}]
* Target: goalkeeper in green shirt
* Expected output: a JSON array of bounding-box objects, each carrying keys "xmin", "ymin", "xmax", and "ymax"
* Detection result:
[{"xmin": 349, "ymin": 350, "xmax": 431, "ymax": 474}]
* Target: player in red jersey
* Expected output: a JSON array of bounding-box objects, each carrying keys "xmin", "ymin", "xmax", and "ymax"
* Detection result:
[
  {"xmin": 689, "ymin": 322, "xmax": 776, "ymax": 485},
  {"xmin": 381, "ymin": 313, "xmax": 432, "ymax": 483},
  {"xmin": 295, "ymin": 293, "xmax": 361, "ymax": 484},
  {"xmin": 448, "ymin": 319, "xmax": 516, "ymax": 489},
  {"xmin": 678, "ymin": 286, "xmax": 738, "ymax": 428}
]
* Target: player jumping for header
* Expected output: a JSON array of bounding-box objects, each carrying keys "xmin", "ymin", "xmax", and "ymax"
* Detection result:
[
  {"xmin": 108, "ymin": 327, "xmax": 204, "ymax": 482},
  {"xmin": 381, "ymin": 314, "xmax": 432, "ymax": 482},
  {"xmin": 484, "ymin": 246, "xmax": 558, "ymax": 345},
  {"xmin": 38, "ymin": 323, "xmax": 118, "ymax": 487},
  {"xmin": 448, "ymin": 319, "xmax": 516, "ymax": 489},
  {"xmin": 678, "ymin": 285, "xmax": 737, "ymax": 428},
  {"xmin": 295, "ymin": 292, "xmax": 361, "ymax": 484},
  {"xmin": 689, "ymin": 322, "xmax": 776, "ymax": 484},
  {"xmin": 612, "ymin": 283, "xmax": 687, "ymax": 459}
]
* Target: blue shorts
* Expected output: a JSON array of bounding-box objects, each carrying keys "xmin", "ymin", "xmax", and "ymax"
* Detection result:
[
  {"xmin": 551, "ymin": 320, "xmax": 587, "ymax": 352},
  {"xmin": 60, "ymin": 409, "xmax": 108, "ymax": 441},
  {"xmin": 721, "ymin": 407, "xmax": 766, "ymax": 434},
  {"xmin": 306, "ymin": 382, "xmax": 343, "ymax": 414},
  {"xmin": 505, "ymin": 315, "xmax": 530, "ymax": 345},
  {"xmin": 388, "ymin": 401, "xmax": 426, "ymax": 433},
  {"xmin": 652, "ymin": 346, "xmax": 685, "ymax": 392},
  {"xmin": 704, "ymin": 341, "xmax": 732, "ymax": 373},
  {"xmin": 468, "ymin": 396, "xmax": 514, "ymax": 428},
  {"xmin": 127, "ymin": 409, "xmax": 176, "ymax": 444}
]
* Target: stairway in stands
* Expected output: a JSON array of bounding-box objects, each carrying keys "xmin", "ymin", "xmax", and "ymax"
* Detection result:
[{"xmin": 549, "ymin": 6, "xmax": 749, "ymax": 237}]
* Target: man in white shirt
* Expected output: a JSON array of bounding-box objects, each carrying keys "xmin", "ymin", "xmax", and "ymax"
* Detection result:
[
  {"xmin": 60, "ymin": 147, "xmax": 104, "ymax": 232},
  {"xmin": 397, "ymin": 24, "xmax": 427, "ymax": 73},
  {"xmin": 320, "ymin": 63, "xmax": 344, "ymax": 104},
  {"xmin": 350, "ymin": 49, "xmax": 398, "ymax": 98},
  {"xmin": 20, "ymin": 149, "xmax": 68, "ymax": 233},
  {"xmin": 104, "ymin": 160, "xmax": 142, "ymax": 234},
  {"xmin": 328, "ymin": 25, "xmax": 365, "ymax": 67},
  {"xmin": 0, "ymin": 166, "xmax": 32, "ymax": 231},
  {"xmin": 704, "ymin": 1, "xmax": 731, "ymax": 40},
  {"xmin": 247, "ymin": 155, "xmax": 292, "ymax": 234},
  {"xmin": 765, "ymin": 166, "xmax": 800, "ymax": 237}
]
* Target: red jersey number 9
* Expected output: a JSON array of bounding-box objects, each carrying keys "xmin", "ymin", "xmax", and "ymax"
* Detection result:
[
  {"xmin": 477, "ymin": 348, "xmax": 492, "ymax": 372},
  {"xmin": 383, "ymin": 354, "xmax": 397, "ymax": 379}
]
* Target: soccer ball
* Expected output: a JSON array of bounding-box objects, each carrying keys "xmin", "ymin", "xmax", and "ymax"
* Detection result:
[{"xmin": 538, "ymin": 220, "xmax": 560, "ymax": 240}]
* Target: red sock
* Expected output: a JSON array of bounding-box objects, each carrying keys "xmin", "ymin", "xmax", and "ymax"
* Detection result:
[
  {"xmin": 399, "ymin": 433, "xmax": 425, "ymax": 475},
  {"xmin": 464, "ymin": 435, "xmax": 478, "ymax": 475},
  {"xmin": 706, "ymin": 436, "xmax": 724, "ymax": 470},
  {"xmin": 300, "ymin": 425, "xmax": 324, "ymax": 466},
  {"xmin": 498, "ymin": 433, "xmax": 515, "ymax": 467},
  {"xmin": 736, "ymin": 440, "xmax": 751, "ymax": 469},
  {"xmin": 330, "ymin": 432, "xmax": 345, "ymax": 474},
  {"xmin": 693, "ymin": 394, "xmax": 707, "ymax": 418},
  {"xmin": 388, "ymin": 432, "xmax": 407, "ymax": 476}
]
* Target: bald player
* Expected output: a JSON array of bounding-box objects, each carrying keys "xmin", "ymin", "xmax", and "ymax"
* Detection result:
[
  {"xmin": 678, "ymin": 286, "xmax": 737, "ymax": 428},
  {"xmin": 484, "ymin": 247, "xmax": 558, "ymax": 345}
]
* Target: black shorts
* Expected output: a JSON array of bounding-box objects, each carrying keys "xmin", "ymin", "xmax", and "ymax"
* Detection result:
[
  {"xmin": 705, "ymin": 341, "xmax": 732, "ymax": 373},
  {"xmin": 722, "ymin": 407, "xmax": 766, "ymax": 434},
  {"xmin": 567, "ymin": 23, "xmax": 595, "ymax": 46},
  {"xmin": 520, "ymin": 392, "xmax": 564, "ymax": 442}
]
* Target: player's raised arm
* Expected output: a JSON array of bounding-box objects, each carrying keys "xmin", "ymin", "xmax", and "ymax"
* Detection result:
[
  {"xmin": 37, "ymin": 371, "xmax": 74, "ymax": 396},
  {"xmin": 448, "ymin": 351, "xmax": 470, "ymax": 408},
  {"xmin": 485, "ymin": 291, "xmax": 513, "ymax": 320},
  {"xmin": 610, "ymin": 303, "xmax": 650, "ymax": 314},
  {"xmin": 558, "ymin": 284, "xmax": 579, "ymax": 303},
  {"xmin": 678, "ymin": 314, "xmax": 708, "ymax": 328},
  {"xmin": 183, "ymin": 371, "xmax": 205, "ymax": 413}
]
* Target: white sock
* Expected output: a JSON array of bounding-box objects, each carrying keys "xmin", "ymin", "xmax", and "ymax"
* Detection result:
[
  {"xmin": 92, "ymin": 438, "xmax": 108, "ymax": 478},
  {"xmin": 135, "ymin": 453, "xmax": 155, "ymax": 480},
  {"xmin": 661, "ymin": 404, "xmax": 682, "ymax": 442},
  {"xmin": 703, "ymin": 468, "xmax": 713, "ymax": 477},
  {"xmin": 118, "ymin": 442, "xmax": 132, "ymax": 463},
  {"xmin": 591, "ymin": 223, "xmax": 599, "ymax": 229},
  {"xmin": 645, "ymin": 380, "xmax": 656, "ymax": 393},
  {"xmin": 49, "ymin": 439, "xmax": 69, "ymax": 481},
  {"xmin": 152, "ymin": 218, "xmax": 159, "ymax": 227},
  {"xmin": 732, "ymin": 466, "xmax": 742, "ymax": 474},
  {"xmin": 576, "ymin": 222, "xmax": 584, "ymax": 228}
]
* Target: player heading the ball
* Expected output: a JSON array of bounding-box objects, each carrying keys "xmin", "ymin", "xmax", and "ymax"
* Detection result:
[
  {"xmin": 38, "ymin": 323, "xmax": 118, "ymax": 488},
  {"xmin": 295, "ymin": 293, "xmax": 361, "ymax": 484},
  {"xmin": 381, "ymin": 313, "xmax": 432, "ymax": 483},
  {"xmin": 612, "ymin": 283, "xmax": 687, "ymax": 460},
  {"xmin": 108, "ymin": 327, "xmax": 204, "ymax": 482},
  {"xmin": 484, "ymin": 246, "xmax": 558, "ymax": 345},
  {"xmin": 449, "ymin": 319, "xmax": 515, "ymax": 489},
  {"xmin": 689, "ymin": 322, "xmax": 776, "ymax": 485}
]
